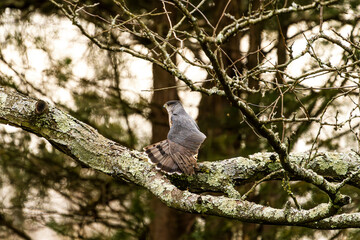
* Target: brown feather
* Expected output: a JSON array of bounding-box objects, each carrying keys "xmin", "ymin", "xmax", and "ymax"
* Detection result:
[
  {"xmin": 143, "ymin": 140, "xmax": 182, "ymax": 174},
  {"xmin": 168, "ymin": 140, "xmax": 198, "ymax": 175}
]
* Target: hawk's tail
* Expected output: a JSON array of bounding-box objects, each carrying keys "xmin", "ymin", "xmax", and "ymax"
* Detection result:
[{"xmin": 143, "ymin": 140, "xmax": 182, "ymax": 175}]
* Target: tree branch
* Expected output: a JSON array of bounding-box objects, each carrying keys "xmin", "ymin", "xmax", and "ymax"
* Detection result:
[{"xmin": 1, "ymin": 87, "xmax": 360, "ymax": 228}]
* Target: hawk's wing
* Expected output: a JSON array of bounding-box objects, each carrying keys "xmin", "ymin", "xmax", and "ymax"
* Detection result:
[
  {"xmin": 143, "ymin": 139, "xmax": 198, "ymax": 175},
  {"xmin": 143, "ymin": 140, "xmax": 182, "ymax": 174},
  {"xmin": 168, "ymin": 139, "xmax": 198, "ymax": 175}
]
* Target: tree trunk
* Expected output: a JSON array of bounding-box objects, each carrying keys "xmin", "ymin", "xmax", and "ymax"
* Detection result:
[
  {"xmin": 149, "ymin": 31, "xmax": 195, "ymax": 240},
  {"xmin": 276, "ymin": 16, "xmax": 289, "ymax": 84}
]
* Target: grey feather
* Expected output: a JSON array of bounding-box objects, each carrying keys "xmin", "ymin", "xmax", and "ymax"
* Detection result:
[{"xmin": 167, "ymin": 103, "xmax": 206, "ymax": 152}]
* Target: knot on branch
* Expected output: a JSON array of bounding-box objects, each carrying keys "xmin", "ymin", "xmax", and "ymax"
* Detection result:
[
  {"xmin": 335, "ymin": 194, "xmax": 351, "ymax": 206},
  {"xmin": 35, "ymin": 100, "xmax": 48, "ymax": 115}
]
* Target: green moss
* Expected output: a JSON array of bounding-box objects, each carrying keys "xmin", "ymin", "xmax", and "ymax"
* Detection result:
[
  {"xmin": 197, "ymin": 165, "xmax": 210, "ymax": 174},
  {"xmin": 194, "ymin": 202, "xmax": 211, "ymax": 213},
  {"xmin": 168, "ymin": 174, "xmax": 192, "ymax": 190}
]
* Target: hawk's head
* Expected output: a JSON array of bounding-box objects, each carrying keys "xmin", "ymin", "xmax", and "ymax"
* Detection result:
[{"xmin": 163, "ymin": 100, "xmax": 182, "ymax": 115}]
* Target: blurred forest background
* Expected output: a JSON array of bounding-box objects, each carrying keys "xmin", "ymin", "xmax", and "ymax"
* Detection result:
[{"xmin": 1, "ymin": 0, "xmax": 360, "ymax": 239}]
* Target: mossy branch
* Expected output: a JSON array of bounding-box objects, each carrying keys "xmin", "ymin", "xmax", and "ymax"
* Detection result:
[{"xmin": 1, "ymin": 88, "xmax": 360, "ymax": 228}]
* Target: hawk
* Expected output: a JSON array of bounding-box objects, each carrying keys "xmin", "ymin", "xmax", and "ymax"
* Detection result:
[{"xmin": 144, "ymin": 100, "xmax": 206, "ymax": 175}]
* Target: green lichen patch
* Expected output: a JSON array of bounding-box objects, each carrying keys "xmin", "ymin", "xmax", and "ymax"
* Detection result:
[
  {"xmin": 35, "ymin": 114, "xmax": 52, "ymax": 128},
  {"xmin": 121, "ymin": 150, "xmax": 152, "ymax": 179},
  {"xmin": 326, "ymin": 152, "xmax": 348, "ymax": 175},
  {"xmin": 268, "ymin": 162, "xmax": 281, "ymax": 172},
  {"xmin": 216, "ymin": 197, "xmax": 239, "ymax": 216},
  {"xmin": 198, "ymin": 168, "xmax": 224, "ymax": 188},
  {"xmin": 71, "ymin": 143, "xmax": 104, "ymax": 171},
  {"xmin": 193, "ymin": 195, "xmax": 214, "ymax": 213},
  {"xmin": 53, "ymin": 111, "xmax": 74, "ymax": 133},
  {"xmin": 332, "ymin": 160, "xmax": 348, "ymax": 176},
  {"xmin": 262, "ymin": 207, "xmax": 278, "ymax": 220},
  {"xmin": 0, "ymin": 91, "xmax": 7, "ymax": 108},
  {"xmin": 150, "ymin": 178, "xmax": 176, "ymax": 203},
  {"xmin": 312, "ymin": 152, "xmax": 349, "ymax": 176}
]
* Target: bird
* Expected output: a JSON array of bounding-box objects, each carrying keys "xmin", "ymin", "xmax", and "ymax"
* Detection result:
[{"xmin": 144, "ymin": 100, "xmax": 206, "ymax": 175}]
